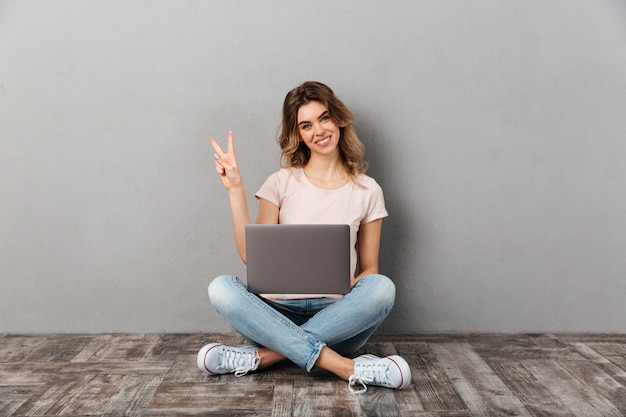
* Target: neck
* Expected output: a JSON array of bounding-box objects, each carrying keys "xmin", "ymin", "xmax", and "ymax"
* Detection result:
[
  {"xmin": 303, "ymin": 155, "xmax": 349, "ymax": 189},
  {"xmin": 305, "ymin": 153, "xmax": 344, "ymax": 176}
]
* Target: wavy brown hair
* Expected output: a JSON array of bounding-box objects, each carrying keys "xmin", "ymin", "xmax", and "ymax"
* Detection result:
[{"xmin": 278, "ymin": 81, "xmax": 368, "ymax": 184}]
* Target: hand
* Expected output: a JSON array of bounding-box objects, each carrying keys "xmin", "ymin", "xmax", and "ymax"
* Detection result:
[
  {"xmin": 210, "ymin": 131, "xmax": 243, "ymax": 191},
  {"xmin": 350, "ymin": 275, "xmax": 359, "ymax": 289}
]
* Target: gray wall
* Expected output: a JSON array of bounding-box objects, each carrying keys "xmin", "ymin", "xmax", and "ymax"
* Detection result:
[{"xmin": 1, "ymin": 0, "xmax": 625, "ymax": 333}]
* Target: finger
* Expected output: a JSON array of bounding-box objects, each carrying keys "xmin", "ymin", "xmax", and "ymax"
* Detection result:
[
  {"xmin": 214, "ymin": 156, "xmax": 232, "ymax": 172},
  {"xmin": 210, "ymin": 137, "xmax": 226, "ymax": 158},
  {"xmin": 227, "ymin": 131, "xmax": 235, "ymax": 156}
]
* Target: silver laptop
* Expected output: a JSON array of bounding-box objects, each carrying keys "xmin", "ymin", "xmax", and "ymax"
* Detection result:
[{"xmin": 245, "ymin": 224, "xmax": 351, "ymax": 295}]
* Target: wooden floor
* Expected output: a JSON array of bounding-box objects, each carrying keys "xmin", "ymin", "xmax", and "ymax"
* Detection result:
[{"xmin": 0, "ymin": 333, "xmax": 625, "ymax": 416}]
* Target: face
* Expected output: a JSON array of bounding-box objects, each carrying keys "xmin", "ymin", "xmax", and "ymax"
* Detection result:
[{"xmin": 297, "ymin": 101, "xmax": 340, "ymax": 158}]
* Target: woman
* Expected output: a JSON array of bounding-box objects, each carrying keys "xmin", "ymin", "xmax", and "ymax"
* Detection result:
[{"xmin": 197, "ymin": 81, "xmax": 410, "ymax": 394}]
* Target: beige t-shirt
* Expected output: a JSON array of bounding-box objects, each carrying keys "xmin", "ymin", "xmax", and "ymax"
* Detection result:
[{"xmin": 254, "ymin": 167, "xmax": 388, "ymax": 299}]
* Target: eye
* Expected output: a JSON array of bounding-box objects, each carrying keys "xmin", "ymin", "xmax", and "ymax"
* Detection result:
[
  {"xmin": 301, "ymin": 123, "xmax": 312, "ymax": 130},
  {"xmin": 321, "ymin": 115, "xmax": 330, "ymax": 122}
]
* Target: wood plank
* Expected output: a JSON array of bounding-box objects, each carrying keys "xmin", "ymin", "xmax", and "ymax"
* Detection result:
[
  {"xmin": 357, "ymin": 388, "xmax": 400, "ymax": 417},
  {"xmin": 570, "ymin": 342, "xmax": 626, "ymax": 385},
  {"xmin": 50, "ymin": 373, "xmax": 127, "ymax": 416},
  {"xmin": 271, "ymin": 379, "xmax": 294, "ymax": 417},
  {"xmin": 488, "ymin": 360, "xmax": 575, "ymax": 417},
  {"xmin": 521, "ymin": 359, "xmax": 622, "ymax": 417},
  {"xmin": 161, "ymin": 353, "xmax": 204, "ymax": 383},
  {"xmin": 394, "ymin": 341, "xmax": 465, "ymax": 412},
  {"xmin": 0, "ymin": 401, "xmax": 23, "ymax": 417},
  {"xmin": 14, "ymin": 374, "xmax": 94, "ymax": 415},
  {"xmin": 78, "ymin": 333, "xmax": 161, "ymax": 362},
  {"xmin": 529, "ymin": 334, "xmax": 570, "ymax": 349},
  {"xmin": 0, "ymin": 385, "xmax": 42, "ymax": 400},
  {"xmin": 102, "ymin": 373, "xmax": 163, "ymax": 417},
  {"xmin": 291, "ymin": 378, "xmax": 362, "ymax": 417},
  {"xmin": 145, "ymin": 381, "xmax": 274, "ymax": 414},
  {"xmin": 472, "ymin": 334, "xmax": 584, "ymax": 361},
  {"xmin": 398, "ymin": 413, "xmax": 471, "ymax": 417},
  {"xmin": 557, "ymin": 334, "xmax": 626, "ymax": 343},
  {"xmin": 149, "ymin": 333, "xmax": 209, "ymax": 360},
  {"xmin": 24, "ymin": 334, "xmax": 94, "ymax": 361},
  {"xmin": 583, "ymin": 342, "xmax": 626, "ymax": 357},
  {"xmin": 0, "ymin": 362, "xmax": 66, "ymax": 385},
  {"xmin": 583, "ymin": 342, "xmax": 626, "ymax": 372},
  {"xmin": 410, "ymin": 358, "xmax": 469, "ymax": 412},
  {"xmin": 70, "ymin": 334, "xmax": 115, "ymax": 362},
  {"xmin": 369, "ymin": 334, "xmax": 472, "ymax": 344},
  {"xmin": 58, "ymin": 361, "xmax": 174, "ymax": 375},
  {"xmin": 556, "ymin": 358, "xmax": 626, "ymax": 415},
  {"xmin": 392, "ymin": 380, "xmax": 425, "ymax": 413},
  {"xmin": 0, "ymin": 385, "xmax": 44, "ymax": 417},
  {"xmin": 70, "ymin": 333, "xmax": 162, "ymax": 362},
  {"xmin": 0, "ymin": 335, "xmax": 49, "ymax": 362},
  {"xmin": 393, "ymin": 341, "xmax": 435, "ymax": 367},
  {"xmin": 431, "ymin": 343, "xmax": 534, "ymax": 417}
]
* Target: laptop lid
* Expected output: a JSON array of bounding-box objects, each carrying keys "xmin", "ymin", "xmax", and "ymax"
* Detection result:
[{"xmin": 245, "ymin": 224, "xmax": 351, "ymax": 295}]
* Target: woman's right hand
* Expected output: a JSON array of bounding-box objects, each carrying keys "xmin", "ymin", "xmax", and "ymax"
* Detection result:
[{"xmin": 210, "ymin": 131, "xmax": 243, "ymax": 192}]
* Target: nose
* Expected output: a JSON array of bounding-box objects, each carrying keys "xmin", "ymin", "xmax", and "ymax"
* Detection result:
[{"xmin": 313, "ymin": 122, "xmax": 325, "ymax": 135}]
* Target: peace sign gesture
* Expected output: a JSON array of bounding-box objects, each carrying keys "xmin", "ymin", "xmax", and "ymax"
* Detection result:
[{"xmin": 210, "ymin": 131, "xmax": 243, "ymax": 191}]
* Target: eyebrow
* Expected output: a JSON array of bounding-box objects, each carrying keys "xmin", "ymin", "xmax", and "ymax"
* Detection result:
[{"xmin": 298, "ymin": 110, "xmax": 330, "ymax": 126}]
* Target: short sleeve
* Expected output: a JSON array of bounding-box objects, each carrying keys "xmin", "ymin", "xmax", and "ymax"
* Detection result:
[
  {"xmin": 362, "ymin": 178, "xmax": 388, "ymax": 224},
  {"xmin": 255, "ymin": 170, "xmax": 283, "ymax": 207}
]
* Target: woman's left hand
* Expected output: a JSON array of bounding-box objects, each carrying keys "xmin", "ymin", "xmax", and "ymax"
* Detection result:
[{"xmin": 350, "ymin": 276, "xmax": 360, "ymax": 288}]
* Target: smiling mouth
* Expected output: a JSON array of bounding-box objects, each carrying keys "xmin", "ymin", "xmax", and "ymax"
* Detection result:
[{"xmin": 315, "ymin": 136, "xmax": 331, "ymax": 146}]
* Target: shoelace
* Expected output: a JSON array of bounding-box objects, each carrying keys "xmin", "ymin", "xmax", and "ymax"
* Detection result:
[
  {"xmin": 348, "ymin": 375, "xmax": 369, "ymax": 394},
  {"xmin": 348, "ymin": 362, "xmax": 389, "ymax": 394},
  {"xmin": 220, "ymin": 347, "xmax": 261, "ymax": 377}
]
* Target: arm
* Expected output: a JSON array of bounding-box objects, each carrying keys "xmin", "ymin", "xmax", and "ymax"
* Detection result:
[
  {"xmin": 211, "ymin": 132, "xmax": 280, "ymax": 263},
  {"xmin": 256, "ymin": 198, "xmax": 279, "ymax": 224},
  {"xmin": 352, "ymin": 218, "xmax": 383, "ymax": 287},
  {"xmin": 211, "ymin": 132, "xmax": 251, "ymax": 263}
]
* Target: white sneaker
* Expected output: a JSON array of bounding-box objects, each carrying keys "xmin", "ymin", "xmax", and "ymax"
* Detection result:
[
  {"xmin": 348, "ymin": 354, "xmax": 411, "ymax": 394},
  {"xmin": 197, "ymin": 343, "xmax": 261, "ymax": 377}
]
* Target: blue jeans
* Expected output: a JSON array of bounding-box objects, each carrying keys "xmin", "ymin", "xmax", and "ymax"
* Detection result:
[{"xmin": 208, "ymin": 274, "xmax": 396, "ymax": 372}]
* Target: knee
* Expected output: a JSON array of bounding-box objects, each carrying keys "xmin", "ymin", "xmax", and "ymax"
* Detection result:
[
  {"xmin": 208, "ymin": 275, "xmax": 238, "ymax": 310},
  {"xmin": 361, "ymin": 274, "xmax": 396, "ymax": 308}
]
